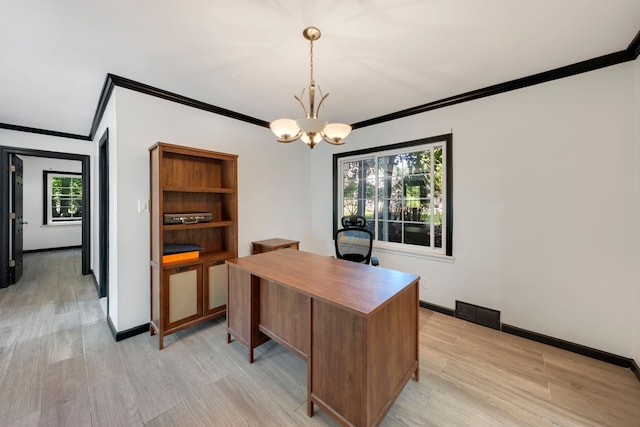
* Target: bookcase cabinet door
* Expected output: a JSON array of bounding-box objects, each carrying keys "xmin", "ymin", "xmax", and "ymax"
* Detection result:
[
  {"xmin": 205, "ymin": 261, "xmax": 227, "ymax": 316},
  {"xmin": 163, "ymin": 265, "xmax": 203, "ymax": 329}
]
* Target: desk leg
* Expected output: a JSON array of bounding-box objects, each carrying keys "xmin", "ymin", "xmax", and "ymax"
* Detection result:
[
  {"xmin": 227, "ymin": 266, "xmax": 263, "ymax": 364},
  {"xmin": 307, "ymin": 295, "xmax": 313, "ymax": 417}
]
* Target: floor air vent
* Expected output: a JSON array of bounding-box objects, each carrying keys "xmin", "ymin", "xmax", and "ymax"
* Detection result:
[{"xmin": 455, "ymin": 300, "xmax": 501, "ymax": 330}]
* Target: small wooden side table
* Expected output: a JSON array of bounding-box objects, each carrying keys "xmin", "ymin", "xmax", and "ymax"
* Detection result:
[{"xmin": 251, "ymin": 238, "xmax": 299, "ymax": 254}]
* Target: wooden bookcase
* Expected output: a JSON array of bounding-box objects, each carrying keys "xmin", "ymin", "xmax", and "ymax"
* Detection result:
[{"xmin": 149, "ymin": 142, "xmax": 238, "ymax": 349}]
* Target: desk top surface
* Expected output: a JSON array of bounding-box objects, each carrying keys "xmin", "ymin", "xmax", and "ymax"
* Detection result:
[
  {"xmin": 251, "ymin": 238, "xmax": 299, "ymax": 248},
  {"xmin": 227, "ymin": 249, "xmax": 420, "ymax": 316}
]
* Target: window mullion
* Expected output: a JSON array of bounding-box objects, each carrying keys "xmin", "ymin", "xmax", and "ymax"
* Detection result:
[
  {"xmin": 430, "ymin": 148, "xmax": 435, "ymax": 247},
  {"xmin": 373, "ymin": 155, "xmax": 379, "ymax": 241}
]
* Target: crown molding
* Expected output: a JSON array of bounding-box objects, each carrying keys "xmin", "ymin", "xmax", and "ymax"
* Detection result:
[
  {"xmin": 87, "ymin": 73, "xmax": 271, "ymax": 141},
  {"xmin": 628, "ymin": 28, "xmax": 640, "ymax": 59},
  {"xmin": 0, "ymin": 122, "xmax": 89, "ymax": 141},
  {"xmin": 352, "ymin": 29, "xmax": 640, "ymax": 130},
  {"xmin": 87, "ymin": 74, "xmax": 116, "ymax": 140},
  {"xmin": 105, "ymin": 74, "xmax": 271, "ymax": 131},
  {"xmin": 2, "ymin": 29, "xmax": 639, "ymax": 140}
]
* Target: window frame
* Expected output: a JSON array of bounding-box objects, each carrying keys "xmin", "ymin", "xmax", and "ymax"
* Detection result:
[
  {"xmin": 333, "ymin": 133, "xmax": 453, "ymax": 257},
  {"xmin": 42, "ymin": 171, "xmax": 83, "ymax": 225}
]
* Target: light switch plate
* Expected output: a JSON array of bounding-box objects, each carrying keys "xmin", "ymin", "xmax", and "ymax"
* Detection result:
[{"xmin": 137, "ymin": 200, "xmax": 149, "ymax": 213}]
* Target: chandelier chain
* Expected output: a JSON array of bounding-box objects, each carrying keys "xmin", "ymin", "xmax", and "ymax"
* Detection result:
[{"xmin": 309, "ymin": 39, "xmax": 314, "ymax": 84}]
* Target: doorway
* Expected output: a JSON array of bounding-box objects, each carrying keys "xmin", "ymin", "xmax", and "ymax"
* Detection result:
[
  {"xmin": 98, "ymin": 130, "xmax": 109, "ymax": 299},
  {"xmin": 0, "ymin": 146, "xmax": 91, "ymax": 288},
  {"xmin": 9, "ymin": 154, "xmax": 24, "ymax": 284}
]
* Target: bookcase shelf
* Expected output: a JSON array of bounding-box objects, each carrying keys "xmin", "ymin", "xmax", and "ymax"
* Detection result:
[{"xmin": 162, "ymin": 220, "xmax": 236, "ymax": 232}]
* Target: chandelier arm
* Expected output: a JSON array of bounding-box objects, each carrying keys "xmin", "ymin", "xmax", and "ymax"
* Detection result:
[
  {"xmin": 294, "ymin": 92, "xmax": 308, "ymax": 117},
  {"xmin": 320, "ymin": 131, "xmax": 346, "ymax": 145},
  {"xmin": 277, "ymin": 130, "xmax": 303, "ymax": 143},
  {"xmin": 316, "ymin": 92, "xmax": 329, "ymax": 117}
]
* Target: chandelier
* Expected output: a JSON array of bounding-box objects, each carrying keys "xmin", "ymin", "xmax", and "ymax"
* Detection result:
[{"xmin": 270, "ymin": 27, "xmax": 352, "ymax": 149}]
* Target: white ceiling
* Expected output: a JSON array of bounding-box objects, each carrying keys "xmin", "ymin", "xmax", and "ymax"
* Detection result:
[{"xmin": 1, "ymin": 1, "xmax": 639, "ymax": 137}]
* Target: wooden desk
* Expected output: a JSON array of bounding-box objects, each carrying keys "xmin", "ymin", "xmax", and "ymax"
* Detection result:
[
  {"xmin": 226, "ymin": 249, "xmax": 420, "ymax": 427},
  {"xmin": 251, "ymin": 238, "xmax": 299, "ymax": 254}
]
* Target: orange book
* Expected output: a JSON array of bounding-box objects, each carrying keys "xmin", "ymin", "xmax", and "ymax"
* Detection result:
[{"xmin": 162, "ymin": 251, "xmax": 200, "ymax": 263}]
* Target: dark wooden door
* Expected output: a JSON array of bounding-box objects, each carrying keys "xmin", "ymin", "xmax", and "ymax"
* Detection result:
[
  {"xmin": 98, "ymin": 134, "xmax": 109, "ymax": 298},
  {"xmin": 10, "ymin": 154, "xmax": 24, "ymax": 284}
]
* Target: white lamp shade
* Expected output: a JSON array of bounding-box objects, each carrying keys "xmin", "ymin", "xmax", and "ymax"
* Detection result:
[
  {"xmin": 323, "ymin": 122, "xmax": 352, "ymax": 143},
  {"xmin": 270, "ymin": 118, "xmax": 300, "ymax": 141},
  {"xmin": 296, "ymin": 117, "xmax": 328, "ymax": 134}
]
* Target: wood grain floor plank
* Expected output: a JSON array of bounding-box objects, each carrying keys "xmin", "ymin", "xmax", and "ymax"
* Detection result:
[
  {"xmin": 125, "ymin": 361, "xmax": 181, "ymax": 423},
  {"xmin": 85, "ymin": 346, "xmax": 126, "ymax": 388},
  {"xmin": 180, "ymin": 374, "xmax": 296, "ymax": 427},
  {"xmin": 549, "ymin": 381, "xmax": 640, "ymax": 426},
  {"xmin": 172, "ymin": 380, "xmax": 254, "ymax": 427},
  {"xmin": 39, "ymin": 355, "xmax": 91, "ymax": 427},
  {"xmin": 442, "ymin": 356, "xmax": 610, "ymax": 426},
  {"xmin": 89, "ymin": 373, "xmax": 144, "ymax": 427},
  {"xmin": 176, "ymin": 321, "xmax": 251, "ymax": 384},
  {"xmin": 117, "ymin": 332, "xmax": 163, "ymax": 373},
  {"xmin": 0, "ymin": 336, "xmax": 51, "ymax": 423},
  {"xmin": 52, "ymin": 275, "xmax": 78, "ymax": 315},
  {"xmin": 143, "ymin": 402, "xmax": 200, "ymax": 427},
  {"xmin": 81, "ymin": 320, "xmax": 116, "ymax": 353},
  {"xmin": 5, "ymin": 410, "xmax": 41, "ymax": 427},
  {"xmin": 0, "ymin": 347, "xmax": 16, "ymax": 394},
  {"xmin": 381, "ymin": 376, "xmax": 434, "ymax": 426},
  {"xmin": 78, "ymin": 299, "xmax": 105, "ymax": 326},
  {"xmin": 155, "ymin": 339, "xmax": 216, "ymax": 393},
  {"xmin": 46, "ymin": 325, "xmax": 84, "ymax": 366}
]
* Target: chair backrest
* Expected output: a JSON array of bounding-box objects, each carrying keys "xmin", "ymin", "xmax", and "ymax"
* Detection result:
[
  {"xmin": 341, "ymin": 215, "xmax": 366, "ymax": 229},
  {"xmin": 334, "ymin": 228, "xmax": 373, "ymax": 264}
]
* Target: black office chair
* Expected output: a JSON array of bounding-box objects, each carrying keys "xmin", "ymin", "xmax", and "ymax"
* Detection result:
[
  {"xmin": 334, "ymin": 227, "xmax": 374, "ymax": 264},
  {"xmin": 341, "ymin": 215, "xmax": 366, "ymax": 229}
]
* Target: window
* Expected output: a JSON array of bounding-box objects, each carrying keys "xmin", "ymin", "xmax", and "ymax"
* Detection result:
[
  {"xmin": 334, "ymin": 134, "xmax": 452, "ymax": 256},
  {"xmin": 43, "ymin": 171, "xmax": 82, "ymax": 224}
]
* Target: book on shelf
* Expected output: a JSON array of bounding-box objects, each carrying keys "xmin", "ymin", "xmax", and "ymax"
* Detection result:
[{"xmin": 162, "ymin": 243, "xmax": 203, "ymax": 263}]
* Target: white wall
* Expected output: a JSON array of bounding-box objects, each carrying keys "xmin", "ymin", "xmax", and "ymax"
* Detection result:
[
  {"xmin": 21, "ymin": 156, "xmax": 82, "ymax": 250},
  {"xmin": 108, "ymin": 87, "xmax": 311, "ymax": 332},
  {"xmin": 310, "ymin": 61, "xmax": 639, "ymax": 359}
]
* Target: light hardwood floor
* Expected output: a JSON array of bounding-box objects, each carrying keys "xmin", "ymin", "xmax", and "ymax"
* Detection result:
[{"xmin": 1, "ymin": 249, "xmax": 639, "ymax": 426}]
